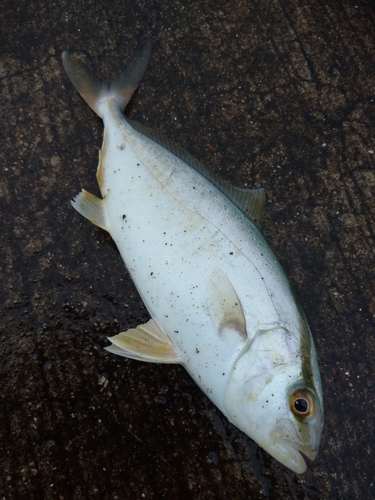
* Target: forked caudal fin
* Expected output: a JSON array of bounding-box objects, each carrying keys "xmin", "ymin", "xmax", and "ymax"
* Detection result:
[{"xmin": 62, "ymin": 38, "xmax": 152, "ymax": 118}]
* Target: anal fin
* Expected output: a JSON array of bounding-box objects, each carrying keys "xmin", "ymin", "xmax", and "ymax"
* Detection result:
[
  {"xmin": 106, "ymin": 318, "xmax": 180, "ymax": 364},
  {"xmin": 71, "ymin": 189, "xmax": 110, "ymax": 231}
]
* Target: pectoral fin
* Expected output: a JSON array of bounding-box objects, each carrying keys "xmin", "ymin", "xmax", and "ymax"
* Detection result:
[
  {"xmin": 106, "ymin": 318, "xmax": 180, "ymax": 364},
  {"xmin": 205, "ymin": 267, "xmax": 247, "ymax": 339}
]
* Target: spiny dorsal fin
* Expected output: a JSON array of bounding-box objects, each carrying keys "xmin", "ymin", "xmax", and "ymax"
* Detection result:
[
  {"xmin": 223, "ymin": 185, "xmax": 265, "ymax": 229},
  {"xmin": 106, "ymin": 318, "xmax": 180, "ymax": 364},
  {"xmin": 129, "ymin": 119, "xmax": 266, "ymax": 229}
]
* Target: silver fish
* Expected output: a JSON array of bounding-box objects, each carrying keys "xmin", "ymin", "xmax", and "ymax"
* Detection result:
[{"xmin": 63, "ymin": 39, "xmax": 323, "ymax": 473}]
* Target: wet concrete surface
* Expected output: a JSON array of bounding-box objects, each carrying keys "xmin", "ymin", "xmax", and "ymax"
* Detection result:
[{"xmin": 1, "ymin": 0, "xmax": 375, "ymax": 498}]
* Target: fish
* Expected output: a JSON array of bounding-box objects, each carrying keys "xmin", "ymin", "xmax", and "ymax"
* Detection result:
[{"xmin": 62, "ymin": 39, "xmax": 324, "ymax": 474}]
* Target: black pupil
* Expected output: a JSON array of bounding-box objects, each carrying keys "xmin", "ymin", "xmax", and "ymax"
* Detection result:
[{"xmin": 294, "ymin": 398, "xmax": 308, "ymax": 413}]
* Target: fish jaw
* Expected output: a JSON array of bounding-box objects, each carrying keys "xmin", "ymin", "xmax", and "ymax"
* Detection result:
[
  {"xmin": 262, "ymin": 438, "xmax": 308, "ymax": 474},
  {"xmin": 267, "ymin": 414, "xmax": 323, "ymax": 473}
]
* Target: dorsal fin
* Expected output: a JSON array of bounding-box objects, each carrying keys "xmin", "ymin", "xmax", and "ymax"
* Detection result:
[{"xmin": 129, "ymin": 119, "xmax": 265, "ymax": 228}]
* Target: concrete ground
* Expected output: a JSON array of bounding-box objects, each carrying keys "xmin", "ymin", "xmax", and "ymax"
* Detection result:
[{"xmin": 1, "ymin": 0, "xmax": 374, "ymax": 498}]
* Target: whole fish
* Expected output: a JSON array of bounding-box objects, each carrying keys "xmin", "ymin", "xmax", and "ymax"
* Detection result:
[{"xmin": 62, "ymin": 40, "xmax": 323, "ymax": 474}]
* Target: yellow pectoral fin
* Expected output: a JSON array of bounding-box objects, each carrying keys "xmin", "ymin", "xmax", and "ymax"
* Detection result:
[
  {"xmin": 71, "ymin": 189, "xmax": 110, "ymax": 231},
  {"xmin": 204, "ymin": 267, "xmax": 247, "ymax": 339},
  {"xmin": 106, "ymin": 318, "xmax": 180, "ymax": 364}
]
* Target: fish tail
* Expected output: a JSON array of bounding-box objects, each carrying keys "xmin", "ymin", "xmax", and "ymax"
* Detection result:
[{"xmin": 62, "ymin": 38, "xmax": 152, "ymax": 118}]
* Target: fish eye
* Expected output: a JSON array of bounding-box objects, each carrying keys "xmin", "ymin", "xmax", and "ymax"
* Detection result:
[{"xmin": 289, "ymin": 388, "xmax": 315, "ymax": 419}]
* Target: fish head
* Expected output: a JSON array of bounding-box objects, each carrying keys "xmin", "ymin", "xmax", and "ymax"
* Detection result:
[{"xmin": 223, "ymin": 325, "xmax": 323, "ymax": 474}]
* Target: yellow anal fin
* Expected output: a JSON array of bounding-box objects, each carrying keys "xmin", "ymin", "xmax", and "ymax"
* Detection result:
[
  {"xmin": 71, "ymin": 189, "xmax": 110, "ymax": 232},
  {"xmin": 106, "ymin": 318, "xmax": 180, "ymax": 364}
]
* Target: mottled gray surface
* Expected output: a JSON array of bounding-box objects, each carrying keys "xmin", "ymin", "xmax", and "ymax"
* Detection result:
[{"xmin": 1, "ymin": 1, "xmax": 374, "ymax": 498}]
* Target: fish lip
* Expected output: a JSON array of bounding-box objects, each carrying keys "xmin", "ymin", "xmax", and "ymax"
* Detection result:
[
  {"xmin": 275, "ymin": 439, "xmax": 319, "ymax": 474},
  {"xmin": 274, "ymin": 440, "xmax": 309, "ymax": 474},
  {"xmin": 269, "ymin": 414, "xmax": 322, "ymax": 473}
]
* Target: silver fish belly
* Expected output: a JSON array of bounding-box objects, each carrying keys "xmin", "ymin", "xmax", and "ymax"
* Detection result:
[{"xmin": 63, "ymin": 39, "xmax": 323, "ymax": 474}]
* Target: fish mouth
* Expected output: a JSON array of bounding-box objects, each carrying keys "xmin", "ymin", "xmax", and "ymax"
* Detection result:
[
  {"xmin": 273, "ymin": 441, "xmax": 308, "ymax": 474},
  {"xmin": 274, "ymin": 440, "xmax": 318, "ymax": 474},
  {"xmin": 268, "ymin": 414, "xmax": 322, "ymax": 474},
  {"xmin": 298, "ymin": 444, "xmax": 318, "ymax": 462}
]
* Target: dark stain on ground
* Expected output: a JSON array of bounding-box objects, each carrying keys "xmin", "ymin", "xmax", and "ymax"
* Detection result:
[{"xmin": 1, "ymin": 0, "xmax": 375, "ymax": 498}]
